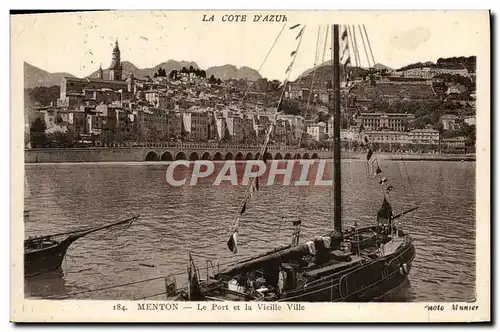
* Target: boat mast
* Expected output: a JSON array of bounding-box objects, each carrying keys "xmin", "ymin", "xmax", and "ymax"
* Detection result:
[{"xmin": 332, "ymin": 24, "xmax": 342, "ymax": 235}]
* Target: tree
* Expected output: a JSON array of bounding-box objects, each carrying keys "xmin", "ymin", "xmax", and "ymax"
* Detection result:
[
  {"xmin": 155, "ymin": 67, "xmax": 166, "ymax": 77},
  {"xmin": 169, "ymin": 70, "xmax": 178, "ymax": 80},
  {"xmin": 270, "ymin": 80, "xmax": 281, "ymax": 92},
  {"xmin": 316, "ymin": 111, "xmax": 328, "ymax": 123},
  {"xmin": 278, "ymin": 100, "xmax": 301, "ymax": 115},
  {"xmin": 29, "ymin": 118, "xmax": 47, "ymax": 148}
]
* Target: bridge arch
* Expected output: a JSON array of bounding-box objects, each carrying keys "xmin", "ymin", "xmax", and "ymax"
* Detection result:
[
  {"xmin": 274, "ymin": 152, "xmax": 283, "ymax": 160},
  {"xmin": 145, "ymin": 151, "xmax": 159, "ymax": 161},
  {"xmin": 201, "ymin": 152, "xmax": 211, "ymax": 160},
  {"xmin": 175, "ymin": 152, "xmax": 187, "ymax": 160},
  {"xmin": 213, "ymin": 152, "xmax": 223, "ymax": 161},
  {"xmin": 245, "ymin": 152, "xmax": 254, "ymax": 160},
  {"xmin": 235, "ymin": 152, "xmax": 244, "ymax": 161},
  {"xmin": 224, "ymin": 152, "xmax": 234, "ymax": 160},
  {"xmin": 161, "ymin": 151, "xmax": 173, "ymax": 161},
  {"xmin": 302, "ymin": 153, "xmax": 310, "ymax": 159},
  {"xmin": 294, "ymin": 153, "xmax": 301, "ymax": 159},
  {"xmin": 311, "ymin": 153, "xmax": 319, "ymax": 159},
  {"xmin": 189, "ymin": 152, "xmax": 199, "ymax": 161},
  {"xmin": 284, "ymin": 153, "xmax": 292, "ymax": 160}
]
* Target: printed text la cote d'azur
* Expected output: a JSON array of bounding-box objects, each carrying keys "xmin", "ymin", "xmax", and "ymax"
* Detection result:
[{"xmin": 202, "ymin": 14, "xmax": 288, "ymax": 23}]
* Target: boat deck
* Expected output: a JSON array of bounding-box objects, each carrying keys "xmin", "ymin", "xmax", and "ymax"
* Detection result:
[{"xmin": 303, "ymin": 255, "xmax": 363, "ymax": 279}]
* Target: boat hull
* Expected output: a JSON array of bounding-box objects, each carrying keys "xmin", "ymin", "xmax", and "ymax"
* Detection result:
[
  {"xmin": 185, "ymin": 235, "xmax": 416, "ymax": 302},
  {"xmin": 24, "ymin": 238, "xmax": 74, "ymax": 277},
  {"xmin": 280, "ymin": 238, "xmax": 416, "ymax": 302}
]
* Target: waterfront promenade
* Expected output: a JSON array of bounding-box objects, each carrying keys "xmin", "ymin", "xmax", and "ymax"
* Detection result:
[{"xmin": 24, "ymin": 143, "xmax": 476, "ymax": 163}]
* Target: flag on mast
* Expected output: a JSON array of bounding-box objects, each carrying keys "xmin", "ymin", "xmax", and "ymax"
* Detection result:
[
  {"xmin": 340, "ymin": 25, "xmax": 351, "ymax": 67},
  {"xmin": 227, "ymin": 230, "xmax": 238, "ymax": 254}
]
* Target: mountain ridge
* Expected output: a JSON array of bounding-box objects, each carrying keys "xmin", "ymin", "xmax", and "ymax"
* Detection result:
[{"xmin": 24, "ymin": 60, "xmax": 262, "ymax": 88}]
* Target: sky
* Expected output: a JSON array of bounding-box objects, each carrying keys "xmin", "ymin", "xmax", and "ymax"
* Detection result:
[{"xmin": 11, "ymin": 11, "xmax": 488, "ymax": 81}]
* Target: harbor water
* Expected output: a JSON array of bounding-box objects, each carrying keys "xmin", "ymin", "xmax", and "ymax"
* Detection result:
[{"xmin": 24, "ymin": 159, "xmax": 476, "ymax": 301}]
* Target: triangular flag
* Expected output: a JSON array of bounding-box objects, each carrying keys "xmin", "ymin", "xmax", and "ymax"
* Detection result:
[
  {"xmin": 290, "ymin": 50, "xmax": 297, "ymax": 57},
  {"xmin": 364, "ymin": 136, "xmax": 369, "ymax": 144},
  {"xmin": 386, "ymin": 185, "xmax": 394, "ymax": 194},
  {"xmin": 240, "ymin": 200, "xmax": 247, "ymax": 215},
  {"xmin": 377, "ymin": 197, "xmax": 393, "ymax": 224},
  {"xmin": 366, "ymin": 149, "xmax": 373, "ymax": 161},
  {"xmin": 379, "ymin": 177, "xmax": 388, "ymax": 185},
  {"xmin": 359, "ymin": 124, "xmax": 365, "ymax": 133},
  {"xmin": 290, "ymin": 24, "xmax": 301, "ymax": 30},
  {"xmin": 373, "ymin": 166, "xmax": 382, "ymax": 177},
  {"xmin": 263, "ymin": 147, "xmax": 269, "ymax": 163},
  {"xmin": 227, "ymin": 231, "xmax": 238, "ymax": 254},
  {"xmin": 296, "ymin": 27, "xmax": 304, "ymax": 39}
]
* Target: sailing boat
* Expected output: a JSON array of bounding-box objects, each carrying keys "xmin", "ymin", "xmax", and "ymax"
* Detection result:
[
  {"xmin": 173, "ymin": 24, "xmax": 417, "ymax": 302},
  {"xmin": 24, "ymin": 215, "xmax": 139, "ymax": 277}
]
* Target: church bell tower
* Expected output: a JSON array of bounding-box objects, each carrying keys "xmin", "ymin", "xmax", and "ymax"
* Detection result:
[{"xmin": 109, "ymin": 39, "xmax": 123, "ymax": 81}]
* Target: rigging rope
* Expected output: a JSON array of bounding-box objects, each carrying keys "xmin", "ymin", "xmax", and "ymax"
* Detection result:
[
  {"xmin": 228, "ymin": 24, "xmax": 307, "ymax": 242},
  {"xmin": 349, "ymin": 25, "xmax": 361, "ymax": 67},
  {"xmin": 276, "ymin": 24, "xmax": 323, "ymax": 231},
  {"xmin": 362, "ymin": 25, "xmax": 376, "ymax": 68},
  {"xmin": 240, "ymin": 23, "xmax": 287, "ymax": 105},
  {"xmin": 357, "ymin": 25, "xmax": 372, "ymax": 68}
]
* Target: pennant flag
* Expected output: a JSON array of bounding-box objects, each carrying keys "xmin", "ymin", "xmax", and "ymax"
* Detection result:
[
  {"xmin": 366, "ymin": 149, "xmax": 373, "ymax": 161},
  {"xmin": 227, "ymin": 231, "xmax": 238, "ymax": 254},
  {"xmin": 263, "ymin": 147, "xmax": 269, "ymax": 163},
  {"xmin": 377, "ymin": 197, "xmax": 393, "ymax": 224},
  {"xmin": 386, "ymin": 185, "xmax": 394, "ymax": 194},
  {"xmin": 285, "ymin": 64, "xmax": 292, "ymax": 73},
  {"xmin": 379, "ymin": 177, "xmax": 388, "ymax": 185},
  {"xmin": 373, "ymin": 166, "xmax": 382, "ymax": 177},
  {"xmin": 290, "ymin": 24, "xmax": 301, "ymax": 30},
  {"xmin": 296, "ymin": 27, "xmax": 305, "ymax": 39},
  {"xmin": 240, "ymin": 200, "xmax": 247, "ymax": 215},
  {"xmin": 340, "ymin": 25, "xmax": 351, "ymax": 68},
  {"xmin": 341, "ymin": 27, "xmax": 348, "ymax": 39},
  {"xmin": 364, "ymin": 136, "xmax": 369, "ymax": 144},
  {"xmin": 359, "ymin": 124, "xmax": 365, "ymax": 133},
  {"xmin": 291, "ymin": 50, "xmax": 297, "ymax": 57}
]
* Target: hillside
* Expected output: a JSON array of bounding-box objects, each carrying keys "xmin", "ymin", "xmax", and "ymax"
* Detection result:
[
  {"xmin": 24, "ymin": 60, "xmax": 262, "ymax": 87},
  {"xmin": 24, "ymin": 62, "xmax": 75, "ymax": 89},
  {"xmin": 395, "ymin": 56, "xmax": 476, "ymax": 72},
  {"xmin": 296, "ymin": 60, "xmax": 376, "ymax": 82},
  {"xmin": 350, "ymin": 81, "xmax": 436, "ymax": 100},
  {"xmin": 206, "ymin": 65, "xmax": 261, "ymax": 81},
  {"xmin": 87, "ymin": 60, "xmax": 200, "ymax": 80}
]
